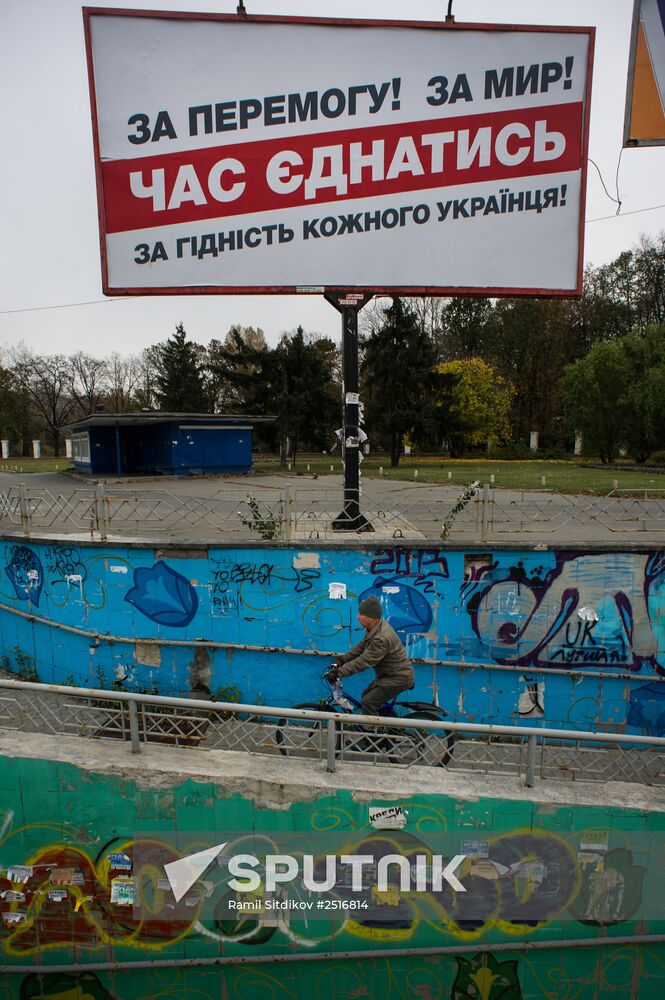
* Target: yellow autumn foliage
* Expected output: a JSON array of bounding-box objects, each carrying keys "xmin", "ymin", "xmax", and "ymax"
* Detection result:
[{"xmin": 436, "ymin": 357, "xmax": 514, "ymax": 448}]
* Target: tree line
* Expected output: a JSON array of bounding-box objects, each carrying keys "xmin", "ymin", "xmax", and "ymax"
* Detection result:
[{"xmin": 2, "ymin": 232, "xmax": 663, "ymax": 465}]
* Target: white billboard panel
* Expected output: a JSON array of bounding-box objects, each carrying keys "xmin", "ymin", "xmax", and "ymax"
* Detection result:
[{"xmin": 84, "ymin": 10, "xmax": 594, "ymax": 297}]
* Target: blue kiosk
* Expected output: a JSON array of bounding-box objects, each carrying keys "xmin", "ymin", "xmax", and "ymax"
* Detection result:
[{"xmin": 67, "ymin": 412, "xmax": 272, "ymax": 477}]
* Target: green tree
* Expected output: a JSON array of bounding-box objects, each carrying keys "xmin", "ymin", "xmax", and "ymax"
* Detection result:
[
  {"xmin": 489, "ymin": 298, "xmax": 580, "ymax": 448},
  {"xmin": 205, "ymin": 326, "xmax": 268, "ymax": 413},
  {"xmin": 208, "ymin": 326, "xmax": 339, "ymax": 464},
  {"xmin": 615, "ymin": 325, "xmax": 665, "ymax": 462},
  {"xmin": 361, "ymin": 298, "xmax": 439, "ymax": 466},
  {"xmin": 274, "ymin": 327, "xmax": 339, "ymax": 464},
  {"xmin": 562, "ymin": 324, "xmax": 665, "ymax": 464},
  {"xmin": 561, "ymin": 340, "xmax": 629, "ymax": 464},
  {"xmin": 438, "ymin": 296, "xmax": 495, "ymax": 361},
  {"xmin": 153, "ymin": 323, "xmax": 208, "ymax": 411},
  {"xmin": 436, "ymin": 357, "xmax": 514, "ymax": 457}
]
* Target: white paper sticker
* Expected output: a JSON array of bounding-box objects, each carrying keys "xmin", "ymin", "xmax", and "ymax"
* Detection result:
[
  {"xmin": 329, "ymin": 582, "xmax": 347, "ymax": 600},
  {"xmin": 7, "ymin": 866, "xmax": 33, "ymax": 883},
  {"xmin": 107, "ymin": 852, "xmax": 132, "ymax": 870},
  {"xmin": 345, "ymin": 392, "xmax": 360, "ymax": 404},
  {"xmin": 110, "ymin": 877, "xmax": 136, "ymax": 906},
  {"xmin": 369, "ymin": 805, "xmax": 407, "ymax": 829},
  {"xmin": 109, "ymin": 565, "xmax": 128, "ymax": 574}
]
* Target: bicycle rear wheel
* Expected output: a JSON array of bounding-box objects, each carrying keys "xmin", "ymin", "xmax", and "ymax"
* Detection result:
[
  {"xmin": 275, "ymin": 703, "xmax": 333, "ymax": 759},
  {"xmin": 398, "ymin": 711, "xmax": 455, "ymax": 767}
]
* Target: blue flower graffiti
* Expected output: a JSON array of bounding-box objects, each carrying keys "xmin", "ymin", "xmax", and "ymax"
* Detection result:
[
  {"xmin": 359, "ymin": 578, "xmax": 433, "ymax": 640},
  {"xmin": 5, "ymin": 546, "xmax": 43, "ymax": 606},
  {"xmin": 125, "ymin": 561, "xmax": 198, "ymax": 627}
]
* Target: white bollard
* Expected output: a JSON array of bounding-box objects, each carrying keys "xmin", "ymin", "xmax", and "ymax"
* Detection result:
[
  {"xmin": 414, "ymin": 469, "xmax": 418, "ymax": 479},
  {"xmin": 379, "ymin": 466, "xmax": 383, "ymax": 477},
  {"xmin": 490, "ymin": 474, "xmax": 495, "ymax": 485},
  {"xmin": 541, "ymin": 476, "xmax": 546, "ymax": 487},
  {"xmin": 1, "ymin": 440, "xmax": 9, "ymax": 460},
  {"xmin": 447, "ymin": 471, "xmax": 452, "ymax": 480},
  {"xmin": 612, "ymin": 479, "xmax": 618, "ymax": 491},
  {"xmin": 65, "ymin": 438, "xmax": 73, "ymax": 458},
  {"xmin": 32, "ymin": 440, "xmax": 41, "ymax": 459},
  {"xmin": 330, "ymin": 465, "xmax": 334, "ymax": 472}
]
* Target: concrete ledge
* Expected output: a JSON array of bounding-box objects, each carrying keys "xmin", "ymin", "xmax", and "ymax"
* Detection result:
[
  {"xmin": 0, "ymin": 530, "xmax": 659, "ymax": 552},
  {"xmin": 1, "ymin": 730, "xmax": 663, "ymax": 812}
]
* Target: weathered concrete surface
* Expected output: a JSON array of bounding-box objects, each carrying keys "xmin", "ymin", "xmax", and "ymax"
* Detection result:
[{"xmin": 2, "ymin": 729, "xmax": 664, "ymax": 813}]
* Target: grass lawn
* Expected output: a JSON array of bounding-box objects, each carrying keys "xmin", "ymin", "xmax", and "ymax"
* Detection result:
[
  {"xmin": 253, "ymin": 456, "xmax": 665, "ymax": 494},
  {"xmin": 0, "ymin": 458, "xmax": 73, "ymax": 474},
  {"xmin": 2, "ymin": 455, "xmax": 664, "ymax": 494}
]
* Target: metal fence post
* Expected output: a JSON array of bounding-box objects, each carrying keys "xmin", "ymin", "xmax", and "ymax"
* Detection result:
[
  {"xmin": 480, "ymin": 483, "xmax": 490, "ymax": 543},
  {"xmin": 526, "ymin": 734, "xmax": 537, "ymax": 787},
  {"xmin": 95, "ymin": 482, "xmax": 109, "ymax": 540},
  {"xmin": 128, "ymin": 699, "xmax": 142, "ymax": 754},
  {"xmin": 326, "ymin": 717, "xmax": 337, "ymax": 772},
  {"xmin": 282, "ymin": 484, "xmax": 293, "ymax": 542},
  {"xmin": 18, "ymin": 483, "xmax": 31, "ymax": 536}
]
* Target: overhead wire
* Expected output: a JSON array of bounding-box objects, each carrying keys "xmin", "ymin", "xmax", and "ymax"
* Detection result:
[{"xmin": 588, "ymin": 156, "xmax": 623, "ymax": 215}]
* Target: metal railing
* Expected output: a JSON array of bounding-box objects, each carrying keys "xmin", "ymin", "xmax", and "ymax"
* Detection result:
[
  {"xmin": 2, "ymin": 677, "xmax": 664, "ymax": 787},
  {"xmin": 1, "ymin": 481, "xmax": 665, "ymax": 542}
]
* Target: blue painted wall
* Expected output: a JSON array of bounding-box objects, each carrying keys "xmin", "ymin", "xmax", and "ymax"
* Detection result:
[
  {"xmin": 73, "ymin": 422, "xmax": 253, "ymax": 475},
  {"xmin": 1, "ymin": 539, "xmax": 664, "ymax": 735}
]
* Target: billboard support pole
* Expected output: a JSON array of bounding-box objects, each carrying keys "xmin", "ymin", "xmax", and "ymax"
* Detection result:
[{"xmin": 325, "ymin": 291, "xmax": 374, "ymax": 533}]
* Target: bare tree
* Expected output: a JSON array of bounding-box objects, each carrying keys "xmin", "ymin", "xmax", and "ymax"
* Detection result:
[
  {"xmin": 106, "ymin": 352, "xmax": 140, "ymax": 412},
  {"xmin": 70, "ymin": 351, "xmax": 109, "ymax": 415},
  {"xmin": 132, "ymin": 347, "xmax": 159, "ymax": 410},
  {"xmin": 11, "ymin": 348, "xmax": 79, "ymax": 456}
]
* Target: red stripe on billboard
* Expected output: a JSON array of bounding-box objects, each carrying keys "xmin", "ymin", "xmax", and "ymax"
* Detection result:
[{"xmin": 102, "ymin": 102, "xmax": 583, "ymax": 234}]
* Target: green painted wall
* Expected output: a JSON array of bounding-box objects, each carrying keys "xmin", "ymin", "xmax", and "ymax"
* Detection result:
[{"xmin": 1, "ymin": 753, "xmax": 664, "ymax": 999}]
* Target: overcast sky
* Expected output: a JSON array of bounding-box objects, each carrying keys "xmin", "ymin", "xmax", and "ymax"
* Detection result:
[{"xmin": 1, "ymin": 0, "xmax": 663, "ymax": 358}]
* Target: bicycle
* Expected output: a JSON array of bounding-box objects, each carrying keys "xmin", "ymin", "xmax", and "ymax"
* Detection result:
[{"xmin": 275, "ymin": 670, "xmax": 455, "ymax": 767}]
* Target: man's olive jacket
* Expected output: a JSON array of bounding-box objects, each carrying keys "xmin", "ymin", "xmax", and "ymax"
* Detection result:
[{"xmin": 337, "ymin": 618, "xmax": 414, "ymax": 683}]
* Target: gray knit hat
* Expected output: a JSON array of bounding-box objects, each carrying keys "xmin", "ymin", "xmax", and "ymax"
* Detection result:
[{"xmin": 358, "ymin": 595, "xmax": 382, "ymax": 618}]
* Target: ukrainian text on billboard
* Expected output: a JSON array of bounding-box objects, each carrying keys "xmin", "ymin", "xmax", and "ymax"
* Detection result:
[{"xmin": 85, "ymin": 11, "xmax": 594, "ymax": 295}]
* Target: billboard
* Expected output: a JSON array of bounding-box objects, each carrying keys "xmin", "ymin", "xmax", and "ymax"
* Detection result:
[
  {"xmin": 84, "ymin": 10, "xmax": 594, "ymax": 297},
  {"xmin": 625, "ymin": 0, "xmax": 665, "ymax": 145}
]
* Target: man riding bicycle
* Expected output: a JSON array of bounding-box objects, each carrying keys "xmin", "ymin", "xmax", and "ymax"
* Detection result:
[{"xmin": 328, "ymin": 595, "xmax": 415, "ymax": 715}]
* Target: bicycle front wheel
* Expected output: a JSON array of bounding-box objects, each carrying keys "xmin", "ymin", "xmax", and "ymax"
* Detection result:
[{"xmin": 275, "ymin": 703, "xmax": 333, "ymax": 759}]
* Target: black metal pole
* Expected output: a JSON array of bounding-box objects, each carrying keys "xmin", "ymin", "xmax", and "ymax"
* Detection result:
[{"xmin": 324, "ymin": 291, "xmax": 373, "ymax": 532}]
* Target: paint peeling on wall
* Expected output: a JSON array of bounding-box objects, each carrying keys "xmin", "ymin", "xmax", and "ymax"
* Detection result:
[{"xmin": 0, "ymin": 754, "xmax": 663, "ymax": 998}]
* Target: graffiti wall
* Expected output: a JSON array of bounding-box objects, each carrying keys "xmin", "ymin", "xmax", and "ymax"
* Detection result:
[
  {"xmin": 0, "ymin": 754, "xmax": 664, "ymax": 998},
  {"xmin": 1, "ymin": 539, "xmax": 664, "ymax": 735}
]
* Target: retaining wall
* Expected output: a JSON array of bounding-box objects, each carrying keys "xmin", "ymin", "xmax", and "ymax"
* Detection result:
[
  {"xmin": 1, "ymin": 537, "xmax": 664, "ymax": 734},
  {"xmin": 0, "ymin": 741, "xmax": 664, "ymax": 998}
]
